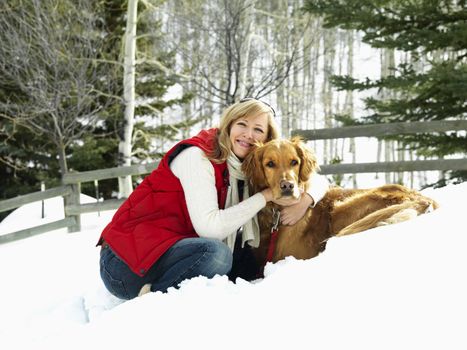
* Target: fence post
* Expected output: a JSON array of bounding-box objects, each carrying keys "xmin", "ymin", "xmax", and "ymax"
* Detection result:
[
  {"xmin": 41, "ymin": 181, "xmax": 45, "ymax": 219},
  {"xmin": 94, "ymin": 179, "xmax": 101, "ymax": 217},
  {"xmin": 63, "ymin": 173, "xmax": 81, "ymax": 232}
]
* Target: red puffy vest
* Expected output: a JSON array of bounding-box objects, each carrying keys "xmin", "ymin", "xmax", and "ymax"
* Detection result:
[{"xmin": 99, "ymin": 128, "xmax": 229, "ymax": 276}]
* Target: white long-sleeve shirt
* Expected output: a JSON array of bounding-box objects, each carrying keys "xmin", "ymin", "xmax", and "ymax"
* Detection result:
[{"xmin": 170, "ymin": 146, "xmax": 329, "ymax": 240}]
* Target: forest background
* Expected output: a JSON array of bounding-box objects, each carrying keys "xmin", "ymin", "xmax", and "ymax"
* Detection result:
[{"xmin": 1, "ymin": 0, "xmax": 466, "ymax": 221}]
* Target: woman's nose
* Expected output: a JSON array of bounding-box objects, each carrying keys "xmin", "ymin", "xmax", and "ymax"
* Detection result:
[{"xmin": 244, "ymin": 127, "xmax": 254, "ymax": 139}]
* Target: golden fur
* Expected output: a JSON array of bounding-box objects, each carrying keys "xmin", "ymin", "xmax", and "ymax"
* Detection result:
[{"xmin": 242, "ymin": 137, "xmax": 439, "ymax": 266}]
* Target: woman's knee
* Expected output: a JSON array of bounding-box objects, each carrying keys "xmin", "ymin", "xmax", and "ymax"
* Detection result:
[
  {"xmin": 100, "ymin": 248, "xmax": 133, "ymax": 299},
  {"xmin": 199, "ymin": 238, "xmax": 233, "ymax": 277}
]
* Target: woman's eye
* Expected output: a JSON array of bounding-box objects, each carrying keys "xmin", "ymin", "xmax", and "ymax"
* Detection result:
[
  {"xmin": 255, "ymin": 128, "xmax": 264, "ymax": 133},
  {"xmin": 291, "ymin": 160, "xmax": 298, "ymax": 166},
  {"xmin": 266, "ymin": 161, "xmax": 275, "ymax": 168}
]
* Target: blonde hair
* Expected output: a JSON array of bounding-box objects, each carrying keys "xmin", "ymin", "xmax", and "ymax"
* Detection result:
[{"xmin": 209, "ymin": 99, "xmax": 279, "ymax": 163}]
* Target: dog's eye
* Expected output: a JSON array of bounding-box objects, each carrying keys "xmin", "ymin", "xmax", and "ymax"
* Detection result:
[
  {"xmin": 266, "ymin": 161, "xmax": 275, "ymax": 168},
  {"xmin": 291, "ymin": 159, "xmax": 299, "ymax": 166}
]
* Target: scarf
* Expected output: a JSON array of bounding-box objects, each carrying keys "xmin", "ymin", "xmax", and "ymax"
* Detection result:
[{"xmin": 224, "ymin": 153, "xmax": 260, "ymax": 251}]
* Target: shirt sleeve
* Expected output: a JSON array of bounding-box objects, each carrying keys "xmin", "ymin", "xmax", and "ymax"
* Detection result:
[
  {"xmin": 306, "ymin": 172, "xmax": 329, "ymax": 207},
  {"xmin": 170, "ymin": 146, "xmax": 266, "ymax": 240}
]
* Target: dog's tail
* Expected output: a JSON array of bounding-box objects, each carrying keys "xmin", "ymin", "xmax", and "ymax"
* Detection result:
[{"xmin": 335, "ymin": 199, "xmax": 433, "ymax": 237}]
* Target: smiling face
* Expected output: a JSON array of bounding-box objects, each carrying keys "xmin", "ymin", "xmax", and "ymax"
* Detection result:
[{"xmin": 229, "ymin": 113, "xmax": 269, "ymax": 159}]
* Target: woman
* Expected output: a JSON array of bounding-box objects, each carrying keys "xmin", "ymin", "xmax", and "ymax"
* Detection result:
[{"xmin": 98, "ymin": 98, "xmax": 328, "ymax": 299}]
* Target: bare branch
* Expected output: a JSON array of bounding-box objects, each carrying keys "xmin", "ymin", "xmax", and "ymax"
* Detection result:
[{"xmin": 0, "ymin": 0, "xmax": 119, "ymax": 174}]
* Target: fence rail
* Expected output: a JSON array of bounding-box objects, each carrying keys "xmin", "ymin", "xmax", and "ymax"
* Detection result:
[
  {"xmin": 293, "ymin": 119, "xmax": 467, "ymax": 174},
  {"xmin": 65, "ymin": 199, "xmax": 126, "ymax": 216},
  {"xmin": 0, "ymin": 186, "xmax": 72, "ymax": 213},
  {"xmin": 319, "ymin": 158, "xmax": 467, "ymax": 175},
  {"xmin": 292, "ymin": 120, "xmax": 467, "ymax": 140},
  {"xmin": 0, "ymin": 163, "xmax": 159, "ymax": 244},
  {"xmin": 62, "ymin": 162, "xmax": 159, "ymax": 184},
  {"xmin": 0, "ymin": 217, "xmax": 76, "ymax": 244},
  {"xmin": 1, "ymin": 120, "xmax": 466, "ymax": 244}
]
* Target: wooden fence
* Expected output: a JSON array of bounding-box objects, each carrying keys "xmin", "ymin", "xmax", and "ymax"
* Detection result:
[
  {"xmin": 0, "ymin": 162, "xmax": 159, "ymax": 244},
  {"xmin": 1, "ymin": 120, "xmax": 466, "ymax": 244},
  {"xmin": 292, "ymin": 120, "xmax": 467, "ymax": 175}
]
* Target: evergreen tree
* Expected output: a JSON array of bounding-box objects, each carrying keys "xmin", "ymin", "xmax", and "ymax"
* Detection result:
[
  {"xmin": 81, "ymin": 0, "xmax": 195, "ymax": 172},
  {"xmin": 303, "ymin": 0, "xmax": 467, "ymax": 185},
  {"xmin": 125, "ymin": 2, "xmax": 195, "ymax": 158},
  {"xmin": 0, "ymin": 0, "xmax": 193, "ymax": 206},
  {"xmin": 0, "ymin": 0, "xmax": 119, "ymax": 176},
  {"xmin": 0, "ymin": 123, "xmax": 61, "ymax": 220}
]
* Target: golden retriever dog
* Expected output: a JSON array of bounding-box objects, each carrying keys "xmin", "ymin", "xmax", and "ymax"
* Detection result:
[{"xmin": 242, "ymin": 137, "xmax": 439, "ymax": 268}]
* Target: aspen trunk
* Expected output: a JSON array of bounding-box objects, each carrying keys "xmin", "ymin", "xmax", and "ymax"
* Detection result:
[{"xmin": 118, "ymin": 0, "xmax": 138, "ymax": 198}]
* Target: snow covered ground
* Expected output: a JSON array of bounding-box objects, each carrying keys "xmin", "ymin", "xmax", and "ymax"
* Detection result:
[{"xmin": 0, "ymin": 183, "xmax": 466, "ymax": 350}]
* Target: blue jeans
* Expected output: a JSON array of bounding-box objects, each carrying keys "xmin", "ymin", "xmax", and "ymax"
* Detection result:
[{"xmin": 100, "ymin": 238, "xmax": 233, "ymax": 300}]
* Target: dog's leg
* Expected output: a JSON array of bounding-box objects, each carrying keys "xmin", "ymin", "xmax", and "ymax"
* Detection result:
[{"xmin": 335, "ymin": 200, "xmax": 431, "ymax": 237}]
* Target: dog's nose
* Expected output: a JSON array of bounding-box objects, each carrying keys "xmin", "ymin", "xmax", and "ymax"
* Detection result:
[{"xmin": 280, "ymin": 180, "xmax": 294, "ymax": 192}]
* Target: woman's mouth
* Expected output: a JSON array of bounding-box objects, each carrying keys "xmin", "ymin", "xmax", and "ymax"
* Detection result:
[{"xmin": 236, "ymin": 140, "xmax": 252, "ymax": 148}]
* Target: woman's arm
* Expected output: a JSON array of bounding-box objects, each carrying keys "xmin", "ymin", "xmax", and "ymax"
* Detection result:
[
  {"xmin": 306, "ymin": 172, "xmax": 329, "ymax": 207},
  {"xmin": 170, "ymin": 146, "xmax": 267, "ymax": 240}
]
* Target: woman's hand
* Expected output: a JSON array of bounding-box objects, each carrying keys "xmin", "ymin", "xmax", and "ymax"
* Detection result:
[
  {"xmin": 279, "ymin": 193, "xmax": 314, "ymax": 226},
  {"xmin": 261, "ymin": 188, "xmax": 274, "ymax": 202}
]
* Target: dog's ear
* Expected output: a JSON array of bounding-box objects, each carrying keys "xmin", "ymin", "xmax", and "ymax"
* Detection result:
[
  {"xmin": 242, "ymin": 142, "xmax": 267, "ymax": 191},
  {"xmin": 291, "ymin": 136, "xmax": 319, "ymax": 183}
]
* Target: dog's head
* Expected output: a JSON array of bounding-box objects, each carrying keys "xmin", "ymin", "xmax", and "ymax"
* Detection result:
[{"xmin": 242, "ymin": 137, "xmax": 319, "ymax": 200}]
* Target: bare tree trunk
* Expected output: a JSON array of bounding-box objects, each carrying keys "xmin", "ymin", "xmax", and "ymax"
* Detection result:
[
  {"xmin": 344, "ymin": 31, "xmax": 357, "ymax": 188},
  {"xmin": 385, "ymin": 140, "xmax": 392, "ymax": 183},
  {"xmin": 302, "ymin": 17, "xmax": 312, "ymax": 130},
  {"xmin": 57, "ymin": 140, "xmax": 68, "ymax": 176},
  {"xmin": 376, "ymin": 141, "xmax": 382, "ymax": 180},
  {"xmin": 276, "ymin": 0, "xmax": 289, "ymax": 137},
  {"xmin": 409, "ymin": 151, "xmax": 414, "ymax": 188},
  {"xmin": 322, "ymin": 28, "xmax": 336, "ymax": 163},
  {"xmin": 311, "ymin": 18, "xmax": 321, "ymax": 151},
  {"xmin": 397, "ymin": 141, "xmax": 405, "ymax": 184},
  {"xmin": 380, "ymin": 48, "xmax": 395, "ymax": 184},
  {"xmin": 238, "ymin": 1, "xmax": 254, "ymax": 98},
  {"xmin": 118, "ymin": 0, "xmax": 138, "ymax": 198}
]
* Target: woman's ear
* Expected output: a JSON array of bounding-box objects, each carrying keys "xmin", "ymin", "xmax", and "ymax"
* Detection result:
[
  {"xmin": 291, "ymin": 136, "xmax": 318, "ymax": 183},
  {"xmin": 242, "ymin": 142, "xmax": 267, "ymax": 191}
]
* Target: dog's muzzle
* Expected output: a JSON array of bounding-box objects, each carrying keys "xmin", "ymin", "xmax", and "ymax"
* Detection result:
[{"xmin": 280, "ymin": 180, "xmax": 295, "ymax": 196}]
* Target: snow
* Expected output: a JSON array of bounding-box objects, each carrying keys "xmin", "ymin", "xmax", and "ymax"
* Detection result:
[{"xmin": 0, "ymin": 183, "xmax": 466, "ymax": 350}]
